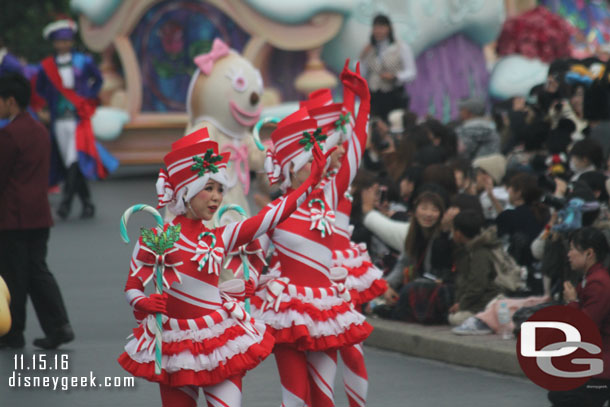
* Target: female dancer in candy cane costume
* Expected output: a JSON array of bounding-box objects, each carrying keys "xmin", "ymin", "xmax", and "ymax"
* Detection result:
[
  {"xmin": 323, "ymin": 143, "xmax": 387, "ymax": 407},
  {"xmin": 250, "ymin": 64, "xmax": 373, "ymax": 407},
  {"xmin": 299, "ymin": 67, "xmax": 386, "ymax": 407},
  {"xmin": 118, "ymin": 127, "xmax": 328, "ymax": 407}
]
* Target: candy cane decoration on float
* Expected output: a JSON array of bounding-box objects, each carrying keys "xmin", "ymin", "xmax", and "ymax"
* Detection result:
[
  {"xmin": 215, "ymin": 204, "xmax": 253, "ymax": 313},
  {"xmin": 120, "ymin": 204, "xmax": 180, "ymax": 375}
]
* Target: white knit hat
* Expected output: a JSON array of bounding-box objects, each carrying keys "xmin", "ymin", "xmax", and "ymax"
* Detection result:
[{"xmin": 473, "ymin": 153, "xmax": 507, "ymax": 185}]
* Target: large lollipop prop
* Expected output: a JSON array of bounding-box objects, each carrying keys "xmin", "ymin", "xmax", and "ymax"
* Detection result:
[{"xmin": 120, "ymin": 204, "xmax": 180, "ymax": 375}]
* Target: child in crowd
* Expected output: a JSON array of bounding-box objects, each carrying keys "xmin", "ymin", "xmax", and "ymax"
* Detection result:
[{"xmin": 448, "ymin": 210, "xmax": 500, "ymax": 326}]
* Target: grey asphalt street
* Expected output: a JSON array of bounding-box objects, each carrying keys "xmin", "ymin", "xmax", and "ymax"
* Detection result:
[{"xmin": 0, "ymin": 170, "xmax": 549, "ymax": 406}]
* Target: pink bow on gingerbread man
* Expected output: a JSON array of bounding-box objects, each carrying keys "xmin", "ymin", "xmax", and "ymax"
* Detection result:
[{"xmin": 194, "ymin": 38, "xmax": 230, "ymax": 75}]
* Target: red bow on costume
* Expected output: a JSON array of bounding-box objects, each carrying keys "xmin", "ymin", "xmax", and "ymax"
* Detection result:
[
  {"xmin": 308, "ymin": 199, "xmax": 335, "ymax": 238},
  {"xmin": 191, "ymin": 233, "xmax": 225, "ymax": 276},
  {"xmin": 131, "ymin": 245, "xmax": 183, "ymax": 289},
  {"xmin": 263, "ymin": 277, "xmax": 290, "ymax": 312},
  {"xmin": 222, "ymin": 299, "xmax": 259, "ymax": 339}
]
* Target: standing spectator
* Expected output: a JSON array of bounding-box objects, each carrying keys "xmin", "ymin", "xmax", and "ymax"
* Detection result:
[
  {"xmin": 36, "ymin": 18, "xmax": 109, "ymax": 220},
  {"xmin": 448, "ymin": 210, "xmax": 500, "ymax": 326},
  {"xmin": 456, "ymin": 97, "xmax": 501, "ymax": 160},
  {"xmin": 360, "ymin": 14, "xmax": 416, "ymax": 120},
  {"xmin": 549, "ymin": 227, "xmax": 610, "ymax": 407},
  {"xmin": 0, "ymin": 73, "xmax": 74, "ymax": 349}
]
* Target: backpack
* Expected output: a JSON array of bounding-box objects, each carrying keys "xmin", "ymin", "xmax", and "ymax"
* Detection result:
[{"xmin": 489, "ymin": 246, "xmax": 526, "ymax": 293}]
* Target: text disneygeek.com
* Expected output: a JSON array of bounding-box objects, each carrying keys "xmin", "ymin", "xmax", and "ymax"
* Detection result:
[{"xmin": 8, "ymin": 353, "xmax": 135, "ymax": 391}]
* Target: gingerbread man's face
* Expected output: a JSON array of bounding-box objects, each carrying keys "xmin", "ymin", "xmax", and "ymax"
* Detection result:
[{"xmin": 190, "ymin": 53, "xmax": 263, "ymax": 139}]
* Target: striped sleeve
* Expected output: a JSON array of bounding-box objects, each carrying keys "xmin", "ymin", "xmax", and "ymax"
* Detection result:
[
  {"xmin": 220, "ymin": 182, "xmax": 313, "ymax": 253},
  {"xmin": 326, "ymin": 96, "xmax": 370, "ymax": 207}
]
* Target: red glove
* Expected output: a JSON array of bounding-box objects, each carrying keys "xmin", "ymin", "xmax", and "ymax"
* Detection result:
[
  {"xmin": 245, "ymin": 279, "xmax": 256, "ymax": 298},
  {"xmin": 133, "ymin": 293, "xmax": 168, "ymax": 315}
]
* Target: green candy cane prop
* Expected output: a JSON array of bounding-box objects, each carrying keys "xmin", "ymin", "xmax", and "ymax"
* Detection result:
[
  {"xmin": 120, "ymin": 204, "xmax": 180, "ymax": 375},
  {"xmin": 253, "ymin": 117, "xmax": 280, "ymax": 151}
]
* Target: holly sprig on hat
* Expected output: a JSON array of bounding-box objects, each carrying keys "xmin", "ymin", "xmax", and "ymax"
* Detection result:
[
  {"xmin": 141, "ymin": 224, "xmax": 182, "ymax": 255},
  {"xmin": 299, "ymin": 128, "xmax": 327, "ymax": 152},
  {"xmin": 334, "ymin": 112, "xmax": 350, "ymax": 134},
  {"xmin": 191, "ymin": 149, "xmax": 223, "ymax": 176}
]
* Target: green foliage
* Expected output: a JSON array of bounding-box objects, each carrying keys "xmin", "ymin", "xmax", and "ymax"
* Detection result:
[
  {"xmin": 191, "ymin": 149, "xmax": 223, "ymax": 176},
  {"xmin": 1, "ymin": 0, "xmax": 87, "ymax": 63},
  {"xmin": 299, "ymin": 128, "xmax": 327, "ymax": 152},
  {"xmin": 141, "ymin": 224, "xmax": 181, "ymax": 255}
]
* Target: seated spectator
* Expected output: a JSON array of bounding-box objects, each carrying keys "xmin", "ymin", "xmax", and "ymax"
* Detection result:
[
  {"xmin": 578, "ymin": 171, "xmax": 610, "ymax": 203},
  {"xmin": 548, "ymin": 227, "xmax": 610, "ymax": 407},
  {"xmin": 505, "ymin": 119, "xmax": 550, "ymax": 173},
  {"xmin": 425, "ymin": 117, "xmax": 458, "ymax": 160},
  {"xmin": 422, "ymin": 163, "xmax": 458, "ymax": 198},
  {"xmin": 472, "ymin": 154, "xmax": 509, "ymax": 221},
  {"xmin": 448, "ymin": 210, "xmax": 500, "ymax": 326},
  {"xmin": 448, "ymin": 158, "xmax": 476, "ymax": 195},
  {"xmin": 363, "ymin": 117, "xmax": 393, "ymax": 176},
  {"xmin": 497, "ymin": 173, "xmax": 550, "ymax": 294},
  {"xmin": 361, "ymin": 184, "xmax": 455, "ymax": 324},
  {"xmin": 570, "ymin": 138, "xmax": 604, "ymax": 181},
  {"xmin": 397, "ymin": 166, "xmax": 423, "ymax": 213},
  {"xmin": 386, "ymin": 124, "xmax": 430, "ymax": 182},
  {"xmin": 456, "ymin": 97, "xmax": 501, "ymax": 160}
]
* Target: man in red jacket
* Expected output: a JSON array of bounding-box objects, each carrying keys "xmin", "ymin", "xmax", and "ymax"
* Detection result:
[
  {"xmin": 0, "ymin": 73, "xmax": 73, "ymax": 349},
  {"xmin": 549, "ymin": 227, "xmax": 610, "ymax": 406}
]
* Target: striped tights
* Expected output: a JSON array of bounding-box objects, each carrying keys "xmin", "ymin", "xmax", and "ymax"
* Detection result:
[
  {"xmin": 159, "ymin": 376, "xmax": 242, "ymax": 407},
  {"xmin": 274, "ymin": 344, "xmax": 338, "ymax": 407}
]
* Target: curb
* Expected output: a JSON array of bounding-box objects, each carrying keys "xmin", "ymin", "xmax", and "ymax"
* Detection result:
[{"xmin": 364, "ymin": 317, "xmax": 525, "ymax": 377}]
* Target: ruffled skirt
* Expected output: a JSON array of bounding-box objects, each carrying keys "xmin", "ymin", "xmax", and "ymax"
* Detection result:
[
  {"xmin": 250, "ymin": 274, "xmax": 372, "ymax": 351},
  {"xmin": 118, "ymin": 304, "xmax": 274, "ymax": 388},
  {"xmin": 332, "ymin": 242, "xmax": 387, "ymax": 306}
]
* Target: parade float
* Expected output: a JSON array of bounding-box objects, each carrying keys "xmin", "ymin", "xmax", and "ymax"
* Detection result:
[
  {"xmin": 490, "ymin": 0, "xmax": 610, "ymax": 100},
  {"xmin": 72, "ymin": 0, "xmax": 600, "ymax": 162}
]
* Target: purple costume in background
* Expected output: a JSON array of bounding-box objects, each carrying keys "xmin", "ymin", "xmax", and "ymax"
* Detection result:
[
  {"xmin": 0, "ymin": 49, "xmax": 25, "ymax": 128},
  {"xmin": 36, "ymin": 50, "xmax": 107, "ymax": 218}
]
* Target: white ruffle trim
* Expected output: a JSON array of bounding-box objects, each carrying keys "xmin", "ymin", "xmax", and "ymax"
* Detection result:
[
  {"xmin": 252, "ymin": 285, "xmax": 346, "ymax": 310},
  {"xmin": 251, "ymin": 306, "xmax": 367, "ymax": 338},
  {"xmin": 345, "ymin": 264, "xmax": 384, "ymax": 293},
  {"xmin": 332, "ymin": 250, "xmax": 372, "ymax": 269},
  {"xmin": 124, "ymin": 318, "xmax": 268, "ymax": 373}
]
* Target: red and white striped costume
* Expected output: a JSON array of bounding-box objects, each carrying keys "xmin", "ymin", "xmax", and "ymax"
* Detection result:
[
  {"xmin": 118, "ymin": 129, "xmax": 321, "ymax": 407},
  {"xmin": 332, "ymin": 189, "xmax": 387, "ymax": 307},
  {"xmin": 251, "ymin": 65, "xmax": 373, "ymax": 407},
  {"xmin": 333, "ymin": 188, "xmax": 387, "ymax": 407}
]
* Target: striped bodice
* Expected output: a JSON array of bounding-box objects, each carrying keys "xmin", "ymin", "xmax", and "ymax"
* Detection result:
[
  {"xmin": 164, "ymin": 217, "xmax": 225, "ymax": 319},
  {"xmin": 333, "ymin": 192, "xmax": 353, "ymax": 251},
  {"xmin": 272, "ymin": 190, "xmax": 334, "ymax": 287}
]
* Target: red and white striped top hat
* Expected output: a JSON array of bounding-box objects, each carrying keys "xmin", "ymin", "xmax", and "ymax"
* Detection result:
[
  {"xmin": 264, "ymin": 107, "xmax": 324, "ymax": 190},
  {"xmin": 156, "ymin": 127, "xmax": 231, "ymax": 214},
  {"xmin": 303, "ymin": 89, "xmax": 350, "ymax": 150}
]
